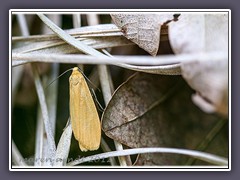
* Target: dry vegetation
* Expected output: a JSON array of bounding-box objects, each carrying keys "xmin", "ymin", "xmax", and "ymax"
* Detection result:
[{"xmin": 11, "ymin": 12, "xmax": 229, "ymax": 168}]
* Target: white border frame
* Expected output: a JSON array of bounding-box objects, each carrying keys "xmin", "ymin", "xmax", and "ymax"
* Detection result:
[{"xmin": 9, "ymin": 9, "xmax": 231, "ymax": 171}]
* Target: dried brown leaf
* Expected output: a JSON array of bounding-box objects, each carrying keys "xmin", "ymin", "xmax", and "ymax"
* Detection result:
[
  {"xmin": 101, "ymin": 73, "xmax": 227, "ymax": 165},
  {"xmin": 111, "ymin": 13, "xmax": 174, "ymax": 56}
]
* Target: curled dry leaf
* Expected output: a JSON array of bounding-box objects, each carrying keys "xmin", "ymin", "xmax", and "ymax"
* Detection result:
[
  {"xmin": 111, "ymin": 13, "xmax": 182, "ymax": 75},
  {"xmin": 181, "ymin": 58, "xmax": 228, "ymax": 116},
  {"xmin": 111, "ymin": 13, "xmax": 175, "ymax": 56},
  {"xmin": 168, "ymin": 13, "xmax": 229, "ymax": 116},
  {"xmin": 101, "ymin": 73, "xmax": 227, "ymax": 165},
  {"xmin": 168, "ymin": 14, "xmax": 228, "ymax": 54}
]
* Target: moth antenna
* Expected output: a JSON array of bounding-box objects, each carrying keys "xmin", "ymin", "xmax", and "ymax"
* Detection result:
[
  {"xmin": 90, "ymin": 88, "xmax": 104, "ymax": 112},
  {"xmin": 77, "ymin": 67, "xmax": 101, "ymax": 92},
  {"xmin": 45, "ymin": 68, "xmax": 73, "ymax": 89}
]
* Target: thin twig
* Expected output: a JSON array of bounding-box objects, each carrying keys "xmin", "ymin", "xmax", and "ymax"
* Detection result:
[
  {"xmin": 12, "ymin": 52, "xmax": 226, "ymax": 66},
  {"xmin": 43, "ymin": 15, "xmax": 61, "ymax": 137},
  {"xmin": 97, "ymin": 65, "xmax": 113, "ymax": 103},
  {"xmin": 11, "ymin": 14, "xmax": 29, "ymax": 167},
  {"xmin": 35, "ymin": 65, "xmax": 59, "ymax": 166},
  {"xmin": 101, "ymin": 49, "xmax": 132, "ymax": 166},
  {"xmin": 16, "ymin": 14, "xmax": 29, "ymax": 37},
  {"xmin": 86, "ymin": 14, "xmax": 128, "ymax": 166},
  {"xmin": 67, "ymin": 147, "xmax": 228, "ymax": 166},
  {"xmin": 35, "ymin": 103, "xmax": 45, "ymax": 166},
  {"xmin": 98, "ymin": 64, "xmax": 131, "ymax": 166},
  {"xmin": 13, "ymin": 34, "xmax": 131, "ymax": 55},
  {"xmin": 12, "ymin": 24, "xmax": 121, "ymax": 42},
  {"xmin": 37, "ymin": 14, "xmax": 108, "ymax": 58},
  {"xmin": 34, "ymin": 15, "xmax": 61, "ymax": 166},
  {"xmin": 12, "ymin": 65, "xmax": 24, "ymax": 104},
  {"xmin": 12, "ymin": 49, "xmax": 183, "ymax": 76},
  {"xmin": 73, "ymin": 14, "xmax": 84, "ymax": 71},
  {"xmin": 98, "ymin": 64, "xmax": 129, "ymax": 166},
  {"xmin": 12, "ymin": 14, "xmax": 29, "ymax": 104},
  {"xmin": 31, "ymin": 64, "xmax": 56, "ymax": 160},
  {"xmin": 12, "ymin": 140, "xmax": 28, "ymax": 166},
  {"xmin": 46, "ymin": 63, "xmax": 59, "ymax": 136},
  {"xmin": 100, "ymin": 137, "xmax": 118, "ymax": 166},
  {"xmin": 73, "ymin": 14, "xmax": 81, "ymax": 28}
]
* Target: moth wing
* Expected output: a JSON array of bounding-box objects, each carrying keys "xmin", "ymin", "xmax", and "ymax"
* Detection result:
[
  {"xmin": 78, "ymin": 78, "xmax": 101, "ymax": 151},
  {"xmin": 70, "ymin": 72, "xmax": 101, "ymax": 151}
]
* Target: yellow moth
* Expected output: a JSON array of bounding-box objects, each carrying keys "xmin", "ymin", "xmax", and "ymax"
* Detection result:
[{"xmin": 69, "ymin": 67, "xmax": 101, "ymax": 151}]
